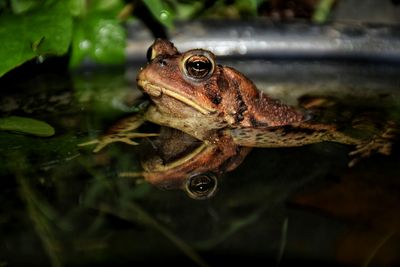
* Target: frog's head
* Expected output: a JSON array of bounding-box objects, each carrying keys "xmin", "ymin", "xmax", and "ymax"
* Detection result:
[
  {"xmin": 137, "ymin": 39, "xmax": 224, "ymax": 117},
  {"xmin": 137, "ymin": 39, "xmax": 305, "ymax": 129},
  {"xmin": 139, "ymin": 127, "xmax": 251, "ymax": 200},
  {"xmin": 141, "ymin": 137, "xmax": 221, "ymax": 200}
]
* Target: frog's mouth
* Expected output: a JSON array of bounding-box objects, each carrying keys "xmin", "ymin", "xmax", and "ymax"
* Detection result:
[
  {"xmin": 148, "ymin": 142, "xmax": 208, "ymax": 172},
  {"xmin": 137, "ymin": 80, "xmax": 215, "ymax": 115}
]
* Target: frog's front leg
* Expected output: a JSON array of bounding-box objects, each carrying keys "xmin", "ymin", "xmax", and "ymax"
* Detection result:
[
  {"xmin": 348, "ymin": 121, "xmax": 397, "ymax": 167},
  {"xmin": 78, "ymin": 113, "xmax": 158, "ymax": 152}
]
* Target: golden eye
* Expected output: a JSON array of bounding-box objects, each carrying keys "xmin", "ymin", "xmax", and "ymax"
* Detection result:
[
  {"xmin": 185, "ymin": 173, "xmax": 218, "ymax": 199},
  {"xmin": 184, "ymin": 55, "xmax": 213, "ymax": 79}
]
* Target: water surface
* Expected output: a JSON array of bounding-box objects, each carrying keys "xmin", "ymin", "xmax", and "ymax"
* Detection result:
[{"xmin": 1, "ymin": 59, "xmax": 399, "ymax": 266}]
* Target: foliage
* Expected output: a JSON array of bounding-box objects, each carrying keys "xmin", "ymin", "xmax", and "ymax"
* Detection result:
[
  {"xmin": 0, "ymin": 116, "xmax": 55, "ymax": 137},
  {"xmin": 312, "ymin": 0, "xmax": 335, "ymax": 23},
  {"xmin": 0, "ymin": 0, "xmax": 335, "ymax": 78},
  {"xmin": 0, "ymin": 0, "xmax": 270, "ymax": 78},
  {"xmin": 69, "ymin": 0, "xmax": 126, "ymax": 67},
  {"xmin": 0, "ymin": 0, "xmax": 72, "ymax": 77},
  {"xmin": 0, "ymin": 0, "xmax": 126, "ymax": 77}
]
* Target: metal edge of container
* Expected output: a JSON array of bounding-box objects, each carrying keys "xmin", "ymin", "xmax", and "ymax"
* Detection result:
[{"xmin": 126, "ymin": 19, "xmax": 400, "ymax": 62}]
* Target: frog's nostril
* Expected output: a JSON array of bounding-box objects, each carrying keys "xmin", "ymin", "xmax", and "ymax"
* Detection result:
[{"xmin": 157, "ymin": 58, "xmax": 167, "ymax": 67}]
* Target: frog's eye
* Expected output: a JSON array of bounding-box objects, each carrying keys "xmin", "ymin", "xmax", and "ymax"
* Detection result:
[
  {"xmin": 184, "ymin": 54, "xmax": 214, "ymax": 80},
  {"xmin": 185, "ymin": 173, "xmax": 218, "ymax": 199}
]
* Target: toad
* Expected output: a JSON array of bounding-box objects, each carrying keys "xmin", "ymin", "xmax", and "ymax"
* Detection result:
[{"xmin": 82, "ymin": 39, "xmax": 394, "ymax": 166}]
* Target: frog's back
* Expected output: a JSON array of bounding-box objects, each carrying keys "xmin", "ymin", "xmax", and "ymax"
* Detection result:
[{"xmin": 229, "ymin": 122, "xmax": 359, "ymax": 148}]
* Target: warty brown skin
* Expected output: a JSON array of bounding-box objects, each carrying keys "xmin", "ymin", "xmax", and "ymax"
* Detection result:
[{"xmin": 137, "ymin": 39, "xmax": 307, "ymax": 145}]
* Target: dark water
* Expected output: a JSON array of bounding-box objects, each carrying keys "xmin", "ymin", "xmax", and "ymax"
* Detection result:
[{"xmin": 1, "ymin": 59, "xmax": 400, "ymax": 267}]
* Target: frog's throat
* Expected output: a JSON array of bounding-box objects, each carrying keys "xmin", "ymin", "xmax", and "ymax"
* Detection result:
[
  {"xmin": 138, "ymin": 80, "xmax": 216, "ymax": 115},
  {"xmin": 151, "ymin": 142, "xmax": 208, "ymax": 172}
]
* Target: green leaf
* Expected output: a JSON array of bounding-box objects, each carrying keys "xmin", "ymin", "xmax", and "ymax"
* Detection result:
[
  {"xmin": 0, "ymin": 0, "xmax": 7, "ymax": 10},
  {"xmin": 31, "ymin": 36, "xmax": 45, "ymax": 52},
  {"xmin": 69, "ymin": 0, "xmax": 85, "ymax": 16},
  {"xmin": 90, "ymin": 0, "xmax": 123, "ymax": 12},
  {"xmin": 142, "ymin": 0, "xmax": 174, "ymax": 28},
  {"xmin": 70, "ymin": 14, "xmax": 126, "ymax": 67},
  {"xmin": 0, "ymin": 0, "xmax": 73, "ymax": 77},
  {"xmin": 312, "ymin": 0, "xmax": 335, "ymax": 23},
  {"xmin": 0, "ymin": 116, "xmax": 55, "ymax": 137},
  {"xmin": 235, "ymin": 0, "xmax": 262, "ymax": 16},
  {"xmin": 174, "ymin": 1, "xmax": 203, "ymax": 20},
  {"xmin": 11, "ymin": 0, "xmax": 39, "ymax": 13}
]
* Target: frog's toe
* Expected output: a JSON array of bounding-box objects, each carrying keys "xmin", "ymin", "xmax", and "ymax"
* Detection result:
[
  {"xmin": 91, "ymin": 136, "xmax": 136, "ymax": 153},
  {"xmin": 92, "ymin": 139, "xmax": 130, "ymax": 153},
  {"xmin": 90, "ymin": 132, "xmax": 159, "ymax": 152},
  {"xmin": 348, "ymin": 142, "xmax": 387, "ymax": 167},
  {"xmin": 348, "ymin": 122, "xmax": 397, "ymax": 167},
  {"xmin": 93, "ymin": 143, "xmax": 108, "ymax": 153},
  {"xmin": 77, "ymin": 139, "xmax": 99, "ymax": 147}
]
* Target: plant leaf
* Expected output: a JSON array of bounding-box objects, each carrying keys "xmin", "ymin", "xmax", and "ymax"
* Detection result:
[
  {"xmin": 0, "ymin": 116, "xmax": 55, "ymax": 137},
  {"xmin": 142, "ymin": 0, "xmax": 174, "ymax": 28},
  {"xmin": 69, "ymin": 0, "xmax": 125, "ymax": 67},
  {"xmin": 0, "ymin": 0, "xmax": 73, "ymax": 77}
]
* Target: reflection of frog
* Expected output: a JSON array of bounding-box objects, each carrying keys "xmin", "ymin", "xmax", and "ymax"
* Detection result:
[
  {"xmin": 123, "ymin": 127, "xmax": 251, "ymax": 199},
  {"xmin": 85, "ymin": 39, "xmax": 393, "ymax": 165}
]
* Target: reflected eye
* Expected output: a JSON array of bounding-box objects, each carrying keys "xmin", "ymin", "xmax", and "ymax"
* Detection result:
[
  {"xmin": 184, "ymin": 55, "xmax": 213, "ymax": 79},
  {"xmin": 185, "ymin": 173, "xmax": 218, "ymax": 199}
]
